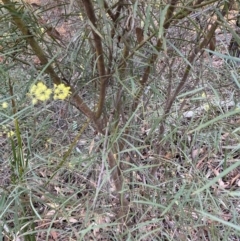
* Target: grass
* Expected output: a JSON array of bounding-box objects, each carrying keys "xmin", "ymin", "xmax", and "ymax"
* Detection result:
[
  {"xmin": 0, "ymin": 1, "xmax": 240, "ymax": 240},
  {"xmin": 2, "ymin": 74, "xmax": 239, "ymax": 240}
]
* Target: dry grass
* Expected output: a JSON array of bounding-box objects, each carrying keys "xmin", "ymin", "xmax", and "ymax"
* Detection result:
[{"xmin": 0, "ymin": 1, "xmax": 240, "ymax": 240}]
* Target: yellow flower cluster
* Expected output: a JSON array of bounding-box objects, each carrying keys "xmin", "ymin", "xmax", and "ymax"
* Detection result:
[
  {"xmin": 29, "ymin": 82, "xmax": 71, "ymax": 104},
  {"xmin": 1, "ymin": 125, "xmax": 15, "ymax": 138},
  {"xmin": 2, "ymin": 102, "xmax": 8, "ymax": 109},
  {"xmin": 7, "ymin": 130, "xmax": 15, "ymax": 138},
  {"xmin": 30, "ymin": 82, "xmax": 52, "ymax": 104},
  {"xmin": 53, "ymin": 84, "xmax": 71, "ymax": 100}
]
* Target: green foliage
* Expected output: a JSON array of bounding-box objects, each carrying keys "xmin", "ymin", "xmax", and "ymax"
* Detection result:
[{"xmin": 0, "ymin": 0, "xmax": 240, "ymax": 240}]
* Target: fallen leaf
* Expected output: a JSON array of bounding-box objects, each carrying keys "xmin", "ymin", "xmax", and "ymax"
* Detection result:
[
  {"xmin": 50, "ymin": 230, "xmax": 58, "ymax": 240},
  {"xmin": 230, "ymin": 173, "xmax": 240, "ymax": 186},
  {"xmin": 212, "ymin": 168, "xmax": 229, "ymax": 189}
]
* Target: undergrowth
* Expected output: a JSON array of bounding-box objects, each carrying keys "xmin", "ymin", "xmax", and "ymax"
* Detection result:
[{"xmin": 0, "ymin": 0, "xmax": 240, "ymax": 240}]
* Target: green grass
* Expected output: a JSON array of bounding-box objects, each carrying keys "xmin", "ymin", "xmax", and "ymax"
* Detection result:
[{"xmin": 0, "ymin": 1, "xmax": 240, "ymax": 240}]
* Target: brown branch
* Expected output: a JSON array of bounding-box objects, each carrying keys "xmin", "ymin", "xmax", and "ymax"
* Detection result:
[
  {"xmin": 110, "ymin": 0, "xmax": 124, "ymax": 43},
  {"xmin": 173, "ymin": 0, "xmax": 220, "ymax": 21},
  {"xmin": 111, "ymin": 0, "xmax": 220, "ymax": 81},
  {"xmin": 103, "ymin": 0, "xmax": 115, "ymax": 21},
  {"xmin": 3, "ymin": 0, "xmax": 126, "ymax": 217},
  {"xmin": 131, "ymin": 0, "xmax": 222, "ymax": 113},
  {"xmin": 164, "ymin": 1, "xmax": 232, "ymax": 115},
  {"xmin": 113, "ymin": 0, "xmax": 124, "ymax": 20},
  {"xmin": 132, "ymin": 0, "xmax": 179, "ymax": 111},
  {"xmin": 82, "ymin": 0, "xmax": 107, "ymax": 119},
  {"xmin": 2, "ymin": 6, "xmax": 60, "ymax": 85},
  {"xmin": 2, "ymin": 0, "xmax": 98, "ymax": 128},
  {"xmin": 151, "ymin": 3, "xmax": 230, "ymax": 177}
]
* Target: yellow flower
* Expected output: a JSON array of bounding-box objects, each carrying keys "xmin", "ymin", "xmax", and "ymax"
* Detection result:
[
  {"xmin": 29, "ymin": 82, "xmax": 52, "ymax": 103},
  {"xmin": 30, "ymin": 84, "xmax": 37, "ymax": 94},
  {"xmin": 53, "ymin": 84, "xmax": 71, "ymax": 100},
  {"xmin": 203, "ymin": 104, "xmax": 210, "ymax": 111},
  {"xmin": 35, "ymin": 88, "xmax": 52, "ymax": 101},
  {"xmin": 32, "ymin": 98, "xmax": 38, "ymax": 105},
  {"xmin": 2, "ymin": 102, "xmax": 8, "ymax": 108},
  {"xmin": 79, "ymin": 13, "xmax": 83, "ymax": 20},
  {"xmin": 7, "ymin": 131, "xmax": 15, "ymax": 138}
]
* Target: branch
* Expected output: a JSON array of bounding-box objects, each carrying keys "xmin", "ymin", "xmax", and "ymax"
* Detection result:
[
  {"xmin": 2, "ymin": 0, "xmax": 98, "ymax": 128},
  {"xmin": 132, "ymin": 0, "xmax": 179, "ymax": 111},
  {"xmin": 165, "ymin": 1, "xmax": 232, "ymax": 115},
  {"xmin": 151, "ymin": 2, "xmax": 230, "ymax": 177},
  {"xmin": 103, "ymin": 0, "xmax": 115, "ymax": 21},
  {"xmin": 131, "ymin": 0, "xmax": 222, "ymax": 113},
  {"xmin": 82, "ymin": 0, "xmax": 107, "ymax": 119}
]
